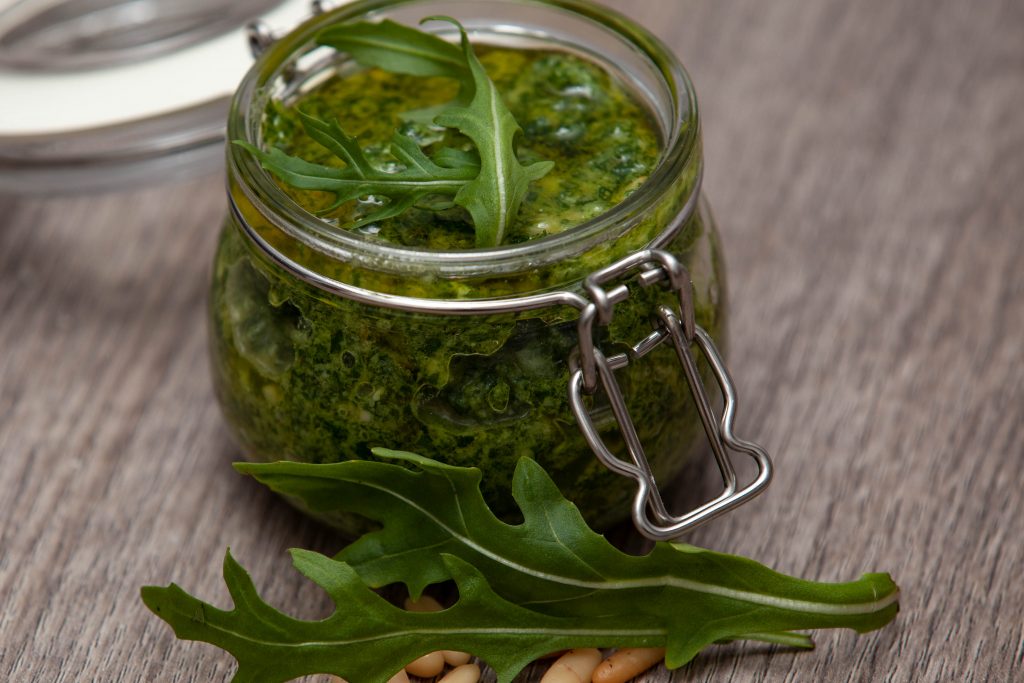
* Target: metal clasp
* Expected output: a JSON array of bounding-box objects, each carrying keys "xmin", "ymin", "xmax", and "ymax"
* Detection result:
[
  {"xmin": 247, "ymin": 1, "xmax": 340, "ymax": 58},
  {"xmin": 569, "ymin": 249, "xmax": 773, "ymax": 540}
]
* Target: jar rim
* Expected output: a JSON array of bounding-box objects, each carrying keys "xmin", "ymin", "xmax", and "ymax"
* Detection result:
[{"xmin": 226, "ymin": 0, "xmax": 701, "ymax": 281}]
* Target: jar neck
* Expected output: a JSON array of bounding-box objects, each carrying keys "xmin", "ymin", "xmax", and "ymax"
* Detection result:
[{"xmin": 226, "ymin": 0, "xmax": 702, "ymax": 299}]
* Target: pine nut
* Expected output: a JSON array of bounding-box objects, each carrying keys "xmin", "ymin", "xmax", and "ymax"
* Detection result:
[
  {"xmin": 591, "ymin": 647, "xmax": 666, "ymax": 683},
  {"xmin": 405, "ymin": 651, "xmax": 446, "ymax": 678},
  {"xmin": 387, "ymin": 670, "xmax": 410, "ymax": 683},
  {"xmin": 438, "ymin": 663, "xmax": 481, "ymax": 683},
  {"xmin": 442, "ymin": 650, "xmax": 472, "ymax": 666},
  {"xmin": 540, "ymin": 648, "xmax": 602, "ymax": 683},
  {"xmin": 404, "ymin": 595, "xmax": 443, "ymax": 612}
]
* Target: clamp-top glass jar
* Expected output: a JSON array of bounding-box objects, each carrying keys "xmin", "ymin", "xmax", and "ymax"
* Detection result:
[{"xmin": 210, "ymin": 0, "xmax": 771, "ymax": 538}]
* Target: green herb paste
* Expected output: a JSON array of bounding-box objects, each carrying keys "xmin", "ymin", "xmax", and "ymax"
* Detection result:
[
  {"xmin": 211, "ymin": 46, "xmax": 727, "ymax": 533},
  {"xmin": 264, "ymin": 48, "xmax": 660, "ymax": 247}
]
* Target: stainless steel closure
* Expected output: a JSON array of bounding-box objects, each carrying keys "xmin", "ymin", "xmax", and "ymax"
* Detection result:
[
  {"xmin": 231, "ymin": 107, "xmax": 772, "ymax": 539},
  {"xmin": 566, "ymin": 249, "xmax": 772, "ymax": 539}
]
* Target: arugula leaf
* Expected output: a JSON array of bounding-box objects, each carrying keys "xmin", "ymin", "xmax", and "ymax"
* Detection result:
[
  {"xmin": 315, "ymin": 20, "xmax": 471, "ymax": 126},
  {"xmin": 240, "ymin": 18, "xmax": 551, "ymax": 246},
  {"xmin": 236, "ymin": 450, "xmax": 900, "ymax": 667},
  {"xmin": 143, "ymin": 551, "xmax": 673, "ymax": 683},
  {"xmin": 427, "ymin": 17, "xmax": 554, "ymax": 247},
  {"xmin": 236, "ymin": 112, "xmax": 477, "ymax": 226},
  {"xmin": 317, "ymin": 19, "xmax": 468, "ymax": 81}
]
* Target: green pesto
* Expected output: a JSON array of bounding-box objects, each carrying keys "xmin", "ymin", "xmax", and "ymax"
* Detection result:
[
  {"xmin": 211, "ymin": 46, "xmax": 726, "ymax": 534},
  {"xmin": 262, "ymin": 48, "xmax": 661, "ymax": 247}
]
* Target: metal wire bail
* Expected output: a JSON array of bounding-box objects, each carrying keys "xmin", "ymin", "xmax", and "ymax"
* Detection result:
[{"xmin": 568, "ymin": 249, "xmax": 773, "ymax": 540}]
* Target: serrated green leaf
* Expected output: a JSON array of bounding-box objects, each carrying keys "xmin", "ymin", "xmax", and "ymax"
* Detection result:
[
  {"xmin": 142, "ymin": 550, "xmax": 668, "ymax": 683},
  {"xmin": 317, "ymin": 19, "xmax": 468, "ymax": 81},
  {"xmin": 236, "ymin": 450, "xmax": 900, "ymax": 667},
  {"xmin": 238, "ymin": 18, "xmax": 552, "ymax": 243},
  {"xmin": 433, "ymin": 146, "xmax": 481, "ymax": 170},
  {"xmin": 427, "ymin": 17, "xmax": 554, "ymax": 246},
  {"xmin": 235, "ymin": 114, "xmax": 477, "ymax": 223}
]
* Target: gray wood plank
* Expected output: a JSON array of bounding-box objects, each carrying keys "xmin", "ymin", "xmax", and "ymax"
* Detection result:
[{"xmin": 1, "ymin": 0, "xmax": 1021, "ymax": 681}]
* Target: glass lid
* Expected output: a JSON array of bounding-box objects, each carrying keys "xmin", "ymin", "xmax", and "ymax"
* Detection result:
[{"xmin": 0, "ymin": 0, "xmax": 321, "ymax": 193}]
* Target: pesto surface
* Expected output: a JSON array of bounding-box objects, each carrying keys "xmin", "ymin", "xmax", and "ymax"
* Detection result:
[
  {"xmin": 263, "ymin": 48, "xmax": 661, "ymax": 247},
  {"xmin": 212, "ymin": 45, "xmax": 725, "ymax": 533}
]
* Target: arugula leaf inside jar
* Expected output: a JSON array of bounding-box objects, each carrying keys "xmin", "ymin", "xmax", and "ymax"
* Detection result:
[{"xmin": 246, "ymin": 18, "xmax": 660, "ymax": 247}]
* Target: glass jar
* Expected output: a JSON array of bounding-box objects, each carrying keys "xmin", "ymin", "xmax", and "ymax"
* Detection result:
[{"xmin": 210, "ymin": 0, "xmax": 732, "ymax": 536}]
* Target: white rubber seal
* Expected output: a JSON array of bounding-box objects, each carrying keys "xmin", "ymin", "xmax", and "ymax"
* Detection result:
[{"xmin": 0, "ymin": 0, "xmax": 314, "ymax": 136}]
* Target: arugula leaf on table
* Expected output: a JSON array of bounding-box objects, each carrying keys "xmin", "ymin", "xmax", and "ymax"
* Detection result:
[
  {"xmin": 236, "ymin": 449, "xmax": 900, "ymax": 667},
  {"xmin": 238, "ymin": 17, "xmax": 551, "ymax": 247},
  {"xmin": 143, "ymin": 551, "xmax": 673, "ymax": 683}
]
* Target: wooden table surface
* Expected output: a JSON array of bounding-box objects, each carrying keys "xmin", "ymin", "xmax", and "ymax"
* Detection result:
[{"xmin": 2, "ymin": 0, "xmax": 1022, "ymax": 681}]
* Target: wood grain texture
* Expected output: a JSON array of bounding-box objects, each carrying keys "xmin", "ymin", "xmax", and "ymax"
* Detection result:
[{"xmin": 1, "ymin": 0, "xmax": 1021, "ymax": 681}]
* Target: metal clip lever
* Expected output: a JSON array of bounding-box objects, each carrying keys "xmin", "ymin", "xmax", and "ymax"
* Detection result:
[
  {"xmin": 247, "ymin": 0, "xmax": 338, "ymax": 58},
  {"xmin": 569, "ymin": 250, "xmax": 773, "ymax": 541}
]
